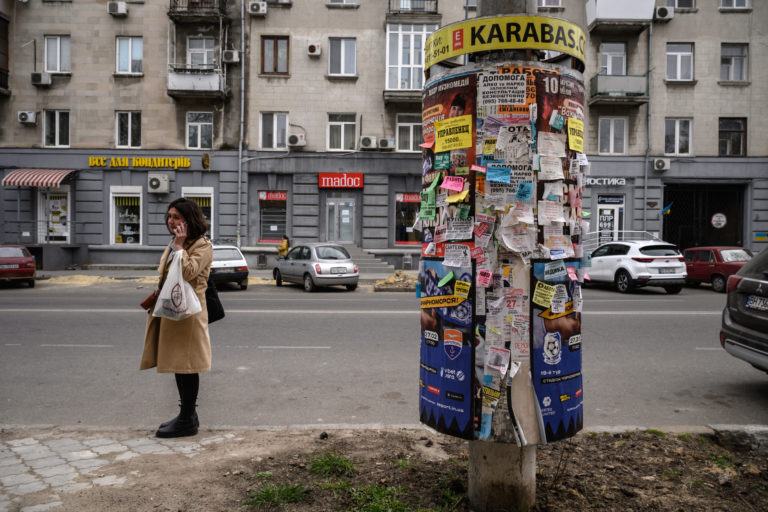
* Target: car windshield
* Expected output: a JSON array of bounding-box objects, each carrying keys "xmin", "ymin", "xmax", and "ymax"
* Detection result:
[
  {"xmin": 316, "ymin": 246, "xmax": 350, "ymax": 260},
  {"xmin": 0, "ymin": 247, "xmax": 27, "ymax": 258},
  {"xmin": 640, "ymin": 245, "xmax": 679, "ymax": 256},
  {"xmin": 720, "ymin": 249, "xmax": 752, "ymax": 262},
  {"xmin": 213, "ymin": 248, "xmax": 243, "ymax": 261}
]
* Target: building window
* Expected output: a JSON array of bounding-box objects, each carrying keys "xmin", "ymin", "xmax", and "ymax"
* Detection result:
[
  {"xmin": 44, "ymin": 35, "xmax": 71, "ymax": 73},
  {"xmin": 261, "ymin": 36, "xmax": 289, "ymax": 75},
  {"xmin": 718, "ymin": 118, "xmax": 746, "ymax": 156},
  {"xmin": 329, "ymin": 37, "xmax": 356, "ymax": 76},
  {"xmin": 182, "ymin": 188, "xmax": 214, "ymax": 236},
  {"xmin": 667, "ymin": 0, "xmax": 694, "ymax": 7},
  {"xmin": 187, "ymin": 112, "xmax": 213, "ymax": 149},
  {"xmin": 116, "ymin": 111, "xmax": 141, "ymax": 148},
  {"xmin": 598, "ymin": 117, "xmax": 627, "ymax": 155},
  {"xmin": 599, "ymin": 42, "xmax": 626, "ymax": 75},
  {"xmin": 188, "ymin": 37, "xmax": 214, "ymax": 69},
  {"xmin": 721, "ymin": 0, "xmax": 748, "ymax": 7},
  {"xmin": 111, "ymin": 188, "xmax": 141, "ymax": 245},
  {"xmin": 328, "ymin": 114, "xmax": 356, "ymax": 150},
  {"xmin": 396, "ymin": 114, "xmax": 422, "ymax": 152},
  {"xmin": 395, "ymin": 193, "xmax": 420, "ymax": 244},
  {"xmin": 44, "ymin": 110, "xmax": 69, "ymax": 147},
  {"xmin": 538, "ymin": 0, "xmax": 561, "ymax": 6},
  {"xmin": 116, "ymin": 36, "xmax": 142, "ymax": 74},
  {"xmin": 666, "ymin": 43, "xmax": 693, "ymax": 81},
  {"xmin": 386, "ymin": 24, "xmax": 437, "ymax": 90},
  {"xmin": 259, "ymin": 191, "xmax": 287, "ymax": 242},
  {"xmin": 664, "ymin": 118, "xmax": 691, "ymax": 155},
  {"xmin": 721, "ymin": 44, "xmax": 747, "ymax": 81},
  {"xmin": 328, "ymin": 0, "xmax": 357, "ymax": 3},
  {"xmin": 261, "ymin": 112, "xmax": 288, "ymax": 149}
]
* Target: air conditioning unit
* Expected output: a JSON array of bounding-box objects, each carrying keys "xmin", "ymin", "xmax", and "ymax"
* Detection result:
[
  {"xmin": 31, "ymin": 72, "xmax": 51, "ymax": 86},
  {"xmin": 248, "ymin": 1, "xmax": 267, "ymax": 15},
  {"xmin": 287, "ymin": 132, "xmax": 306, "ymax": 147},
  {"xmin": 147, "ymin": 173, "xmax": 170, "ymax": 194},
  {"xmin": 654, "ymin": 6, "xmax": 674, "ymax": 22},
  {"xmin": 653, "ymin": 158, "xmax": 671, "ymax": 172},
  {"xmin": 222, "ymin": 50, "xmax": 240, "ymax": 64},
  {"xmin": 359, "ymin": 135, "xmax": 377, "ymax": 149},
  {"xmin": 378, "ymin": 138, "xmax": 395, "ymax": 150},
  {"xmin": 107, "ymin": 1, "xmax": 128, "ymax": 16},
  {"xmin": 17, "ymin": 111, "xmax": 37, "ymax": 124},
  {"xmin": 307, "ymin": 42, "xmax": 322, "ymax": 57}
]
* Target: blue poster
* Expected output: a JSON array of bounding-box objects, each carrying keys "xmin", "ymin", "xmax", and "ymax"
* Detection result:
[
  {"xmin": 419, "ymin": 260, "xmax": 474, "ymax": 439},
  {"xmin": 530, "ymin": 260, "xmax": 583, "ymax": 443}
]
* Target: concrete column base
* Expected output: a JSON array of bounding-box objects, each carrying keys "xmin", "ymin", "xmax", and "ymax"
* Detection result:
[{"xmin": 468, "ymin": 441, "xmax": 536, "ymax": 511}]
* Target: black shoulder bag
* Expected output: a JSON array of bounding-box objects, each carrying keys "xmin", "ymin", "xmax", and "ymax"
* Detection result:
[{"xmin": 206, "ymin": 274, "xmax": 225, "ymax": 324}]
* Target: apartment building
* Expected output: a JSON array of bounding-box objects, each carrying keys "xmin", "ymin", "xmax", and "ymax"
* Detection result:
[{"xmin": 0, "ymin": 0, "xmax": 765, "ymax": 269}]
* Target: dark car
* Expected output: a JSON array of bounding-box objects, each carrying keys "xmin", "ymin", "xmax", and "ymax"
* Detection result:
[
  {"xmin": 720, "ymin": 249, "xmax": 768, "ymax": 374},
  {"xmin": 210, "ymin": 245, "xmax": 249, "ymax": 290},
  {"xmin": 273, "ymin": 243, "xmax": 358, "ymax": 292},
  {"xmin": 0, "ymin": 245, "xmax": 36, "ymax": 288},
  {"xmin": 683, "ymin": 246, "xmax": 752, "ymax": 293}
]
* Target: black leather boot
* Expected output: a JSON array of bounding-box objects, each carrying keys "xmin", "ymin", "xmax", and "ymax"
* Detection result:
[{"xmin": 156, "ymin": 403, "xmax": 198, "ymax": 438}]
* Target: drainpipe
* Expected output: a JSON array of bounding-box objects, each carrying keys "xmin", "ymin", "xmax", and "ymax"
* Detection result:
[
  {"xmin": 236, "ymin": 0, "xmax": 246, "ymax": 248},
  {"xmin": 643, "ymin": 21, "xmax": 652, "ymax": 233}
]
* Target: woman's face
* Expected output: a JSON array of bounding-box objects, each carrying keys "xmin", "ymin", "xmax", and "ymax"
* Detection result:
[{"xmin": 167, "ymin": 207, "xmax": 186, "ymax": 234}]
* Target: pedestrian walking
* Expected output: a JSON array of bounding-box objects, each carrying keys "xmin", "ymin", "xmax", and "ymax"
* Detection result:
[
  {"xmin": 277, "ymin": 234, "xmax": 290, "ymax": 257},
  {"xmin": 140, "ymin": 198, "xmax": 213, "ymax": 438}
]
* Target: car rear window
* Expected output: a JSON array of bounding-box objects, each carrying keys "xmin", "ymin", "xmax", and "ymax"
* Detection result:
[
  {"xmin": 316, "ymin": 246, "xmax": 350, "ymax": 260},
  {"xmin": 720, "ymin": 249, "xmax": 752, "ymax": 262},
  {"xmin": 738, "ymin": 250, "xmax": 768, "ymax": 276},
  {"xmin": 0, "ymin": 247, "xmax": 28, "ymax": 258},
  {"xmin": 639, "ymin": 245, "xmax": 680, "ymax": 256},
  {"xmin": 213, "ymin": 248, "xmax": 243, "ymax": 261}
]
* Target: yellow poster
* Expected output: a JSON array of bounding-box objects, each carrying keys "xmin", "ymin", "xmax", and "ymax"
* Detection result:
[
  {"xmin": 420, "ymin": 294, "xmax": 468, "ymax": 309},
  {"xmin": 532, "ymin": 281, "xmax": 557, "ymax": 308},
  {"xmin": 567, "ymin": 118, "xmax": 584, "ymax": 153},
  {"xmin": 434, "ymin": 115, "xmax": 473, "ymax": 153}
]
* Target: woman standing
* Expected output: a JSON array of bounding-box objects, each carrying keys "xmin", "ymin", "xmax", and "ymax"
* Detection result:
[
  {"xmin": 140, "ymin": 198, "xmax": 213, "ymax": 438},
  {"xmin": 277, "ymin": 235, "xmax": 290, "ymax": 257}
]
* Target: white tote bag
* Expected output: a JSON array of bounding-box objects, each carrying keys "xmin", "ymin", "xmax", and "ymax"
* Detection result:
[{"xmin": 152, "ymin": 254, "xmax": 202, "ymax": 321}]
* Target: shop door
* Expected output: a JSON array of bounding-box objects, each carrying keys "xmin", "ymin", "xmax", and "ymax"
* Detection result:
[
  {"xmin": 597, "ymin": 195, "xmax": 624, "ymax": 244},
  {"xmin": 37, "ymin": 187, "xmax": 70, "ymax": 243},
  {"xmin": 326, "ymin": 198, "xmax": 355, "ymax": 243}
]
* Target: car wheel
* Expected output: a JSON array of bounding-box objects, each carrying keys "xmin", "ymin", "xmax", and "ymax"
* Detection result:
[
  {"xmin": 239, "ymin": 279, "xmax": 248, "ymax": 291},
  {"xmin": 345, "ymin": 284, "xmax": 357, "ymax": 291},
  {"xmin": 615, "ymin": 270, "xmax": 634, "ymax": 293},
  {"xmin": 665, "ymin": 285, "xmax": 683, "ymax": 295},
  {"xmin": 303, "ymin": 273, "xmax": 316, "ymax": 292},
  {"xmin": 711, "ymin": 275, "xmax": 726, "ymax": 293},
  {"xmin": 274, "ymin": 270, "xmax": 282, "ymax": 287},
  {"xmin": 28, "ymin": 279, "xmax": 35, "ymax": 288}
]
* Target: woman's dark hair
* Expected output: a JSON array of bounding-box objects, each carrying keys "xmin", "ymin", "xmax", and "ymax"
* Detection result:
[{"xmin": 166, "ymin": 198, "xmax": 209, "ymax": 240}]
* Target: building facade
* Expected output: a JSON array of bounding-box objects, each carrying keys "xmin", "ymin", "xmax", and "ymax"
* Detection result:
[{"xmin": 0, "ymin": 0, "xmax": 765, "ymax": 269}]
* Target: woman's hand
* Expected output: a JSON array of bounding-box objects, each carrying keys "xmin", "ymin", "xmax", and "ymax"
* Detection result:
[{"xmin": 173, "ymin": 222, "xmax": 188, "ymax": 251}]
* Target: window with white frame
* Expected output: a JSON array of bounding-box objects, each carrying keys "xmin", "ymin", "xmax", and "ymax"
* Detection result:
[
  {"xmin": 537, "ymin": 0, "xmax": 561, "ymax": 6},
  {"xmin": 116, "ymin": 111, "xmax": 141, "ymax": 148},
  {"xmin": 116, "ymin": 36, "xmax": 142, "ymax": 74},
  {"xmin": 111, "ymin": 187, "xmax": 141, "ymax": 245},
  {"xmin": 44, "ymin": 110, "xmax": 70, "ymax": 147},
  {"xmin": 664, "ymin": 118, "xmax": 691, "ymax": 155},
  {"xmin": 329, "ymin": 37, "xmax": 356, "ymax": 76},
  {"xmin": 261, "ymin": 112, "xmax": 288, "ymax": 149},
  {"xmin": 187, "ymin": 37, "xmax": 215, "ymax": 69},
  {"xmin": 599, "ymin": 43, "xmax": 626, "ymax": 75},
  {"xmin": 721, "ymin": 0, "xmax": 748, "ymax": 7},
  {"xmin": 666, "ymin": 0, "xmax": 694, "ymax": 7},
  {"xmin": 721, "ymin": 44, "xmax": 747, "ymax": 81},
  {"xmin": 666, "ymin": 43, "xmax": 694, "ymax": 81},
  {"xmin": 396, "ymin": 114, "xmax": 422, "ymax": 152},
  {"xmin": 328, "ymin": 0, "xmax": 357, "ymax": 3},
  {"xmin": 598, "ymin": 117, "xmax": 627, "ymax": 155},
  {"xmin": 386, "ymin": 24, "xmax": 437, "ymax": 90},
  {"xmin": 328, "ymin": 113, "xmax": 356, "ymax": 150},
  {"xmin": 187, "ymin": 112, "xmax": 213, "ymax": 149},
  {"xmin": 718, "ymin": 118, "xmax": 746, "ymax": 156},
  {"xmin": 44, "ymin": 35, "xmax": 71, "ymax": 73},
  {"xmin": 182, "ymin": 188, "xmax": 214, "ymax": 236}
]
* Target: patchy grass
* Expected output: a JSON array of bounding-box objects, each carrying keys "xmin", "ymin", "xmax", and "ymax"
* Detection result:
[
  {"xmin": 309, "ymin": 451, "xmax": 356, "ymax": 478},
  {"xmin": 245, "ymin": 483, "xmax": 309, "ymax": 509}
]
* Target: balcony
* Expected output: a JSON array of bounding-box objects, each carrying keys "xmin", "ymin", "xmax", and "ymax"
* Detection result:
[
  {"xmin": 167, "ymin": 66, "xmax": 227, "ymax": 99},
  {"xmin": 168, "ymin": 0, "xmax": 228, "ymax": 23},
  {"xmin": 388, "ymin": 0, "xmax": 438, "ymax": 15},
  {"xmin": 585, "ymin": 0, "xmax": 653, "ymax": 35},
  {"xmin": 589, "ymin": 74, "xmax": 648, "ymax": 106}
]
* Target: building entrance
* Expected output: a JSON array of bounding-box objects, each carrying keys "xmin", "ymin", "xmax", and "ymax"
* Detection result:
[
  {"xmin": 662, "ymin": 184, "xmax": 744, "ymax": 249},
  {"xmin": 326, "ymin": 197, "xmax": 355, "ymax": 243}
]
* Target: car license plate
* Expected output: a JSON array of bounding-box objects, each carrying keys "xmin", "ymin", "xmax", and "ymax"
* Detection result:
[
  {"xmin": 659, "ymin": 268, "xmax": 676, "ymax": 274},
  {"xmin": 746, "ymin": 295, "xmax": 768, "ymax": 312},
  {"xmin": 0, "ymin": 264, "xmax": 18, "ymax": 269},
  {"xmin": 331, "ymin": 267, "xmax": 346, "ymax": 274},
  {"xmin": 217, "ymin": 268, "xmax": 234, "ymax": 273}
]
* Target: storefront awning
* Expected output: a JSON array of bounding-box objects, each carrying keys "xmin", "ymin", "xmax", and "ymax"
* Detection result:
[{"xmin": 2, "ymin": 169, "xmax": 75, "ymax": 188}]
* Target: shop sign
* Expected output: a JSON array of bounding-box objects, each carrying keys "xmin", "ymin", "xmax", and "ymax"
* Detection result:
[
  {"xmin": 259, "ymin": 191, "xmax": 287, "ymax": 201},
  {"xmin": 586, "ymin": 177, "xmax": 626, "ymax": 186},
  {"xmin": 711, "ymin": 213, "xmax": 727, "ymax": 229},
  {"xmin": 88, "ymin": 156, "xmax": 191, "ymax": 170},
  {"xmin": 318, "ymin": 172, "xmax": 363, "ymax": 189},
  {"xmin": 397, "ymin": 193, "xmax": 421, "ymax": 203}
]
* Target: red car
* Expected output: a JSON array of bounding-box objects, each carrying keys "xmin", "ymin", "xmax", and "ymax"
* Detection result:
[
  {"xmin": 683, "ymin": 246, "xmax": 753, "ymax": 293},
  {"xmin": 0, "ymin": 245, "xmax": 36, "ymax": 288}
]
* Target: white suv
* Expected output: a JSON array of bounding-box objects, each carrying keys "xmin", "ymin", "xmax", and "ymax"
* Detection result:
[{"xmin": 587, "ymin": 241, "xmax": 687, "ymax": 294}]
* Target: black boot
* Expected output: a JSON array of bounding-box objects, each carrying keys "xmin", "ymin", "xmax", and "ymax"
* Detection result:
[{"xmin": 156, "ymin": 373, "xmax": 199, "ymax": 438}]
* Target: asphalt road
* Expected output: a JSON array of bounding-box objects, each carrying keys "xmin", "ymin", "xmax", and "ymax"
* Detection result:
[{"xmin": 1, "ymin": 279, "xmax": 766, "ymax": 430}]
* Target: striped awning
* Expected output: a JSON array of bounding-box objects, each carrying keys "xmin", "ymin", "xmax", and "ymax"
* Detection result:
[{"xmin": 2, "ymin": 169, "xmax": 75, "ymax": 188}]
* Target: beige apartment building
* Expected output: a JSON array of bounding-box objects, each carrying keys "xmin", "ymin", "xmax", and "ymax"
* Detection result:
[{"xmin": 0, "ymin": 0, "xmax": 765, "ymax": 269}]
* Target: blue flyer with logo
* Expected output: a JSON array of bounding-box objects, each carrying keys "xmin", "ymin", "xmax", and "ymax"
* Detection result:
[{"xmin": 419, "ymin": 259, "xmax": 474, "ymax": 439}]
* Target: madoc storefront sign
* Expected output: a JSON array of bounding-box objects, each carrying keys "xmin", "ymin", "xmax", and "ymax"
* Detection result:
[{"xmin": 318, "ymin": 172, "xmax": 364, "ymax": 188}]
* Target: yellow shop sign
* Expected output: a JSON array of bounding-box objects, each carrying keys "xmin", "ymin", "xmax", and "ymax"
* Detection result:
[{"xmin": 88, "ymin": 156, "xmax": 192, "ymax": 169}]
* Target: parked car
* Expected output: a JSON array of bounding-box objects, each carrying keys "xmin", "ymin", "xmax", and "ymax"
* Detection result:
[
  {"xmin": 273, "ymin": 243, "xmax": 358, "ymax": 292},
  {"xmin": 587, "ymin": 240, "xmax": 686, "ymax": 294},
  {"xmin": 210, "ymin": 245, "xmax": 249, "ymax": 290},
  {"xmin": 720, "ymin": 249, "xmax": 768, "ymax": 373},
  {"xmin": 683, "ymin": 246, "xmax": 753, "ymax": 293},
  {"xmin": 0, "ymin": 245, "xmax": 36, "ymax": 288}
]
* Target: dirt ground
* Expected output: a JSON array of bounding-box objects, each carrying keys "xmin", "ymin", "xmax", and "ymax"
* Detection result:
[{"xmin": 6, "ymin": 426, "xmax": 766, "ymax": 512}]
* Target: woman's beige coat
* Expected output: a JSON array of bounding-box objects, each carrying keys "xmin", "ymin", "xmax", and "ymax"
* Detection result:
[{"xmin": 140, "ymin": 237, "xmax": 213, "ymax": 373}]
